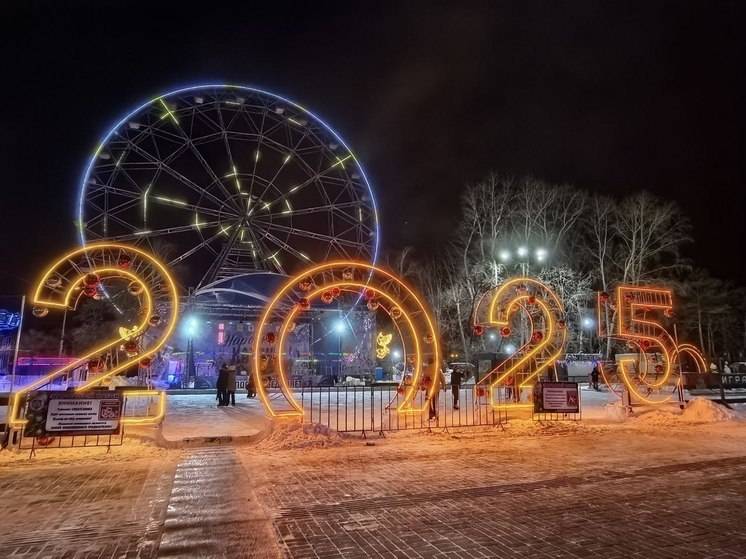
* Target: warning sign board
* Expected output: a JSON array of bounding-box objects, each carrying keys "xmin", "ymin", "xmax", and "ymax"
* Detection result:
[
  {"xmin": 534, "ymin": 382, "xmax": 580, "ymax": 414},
  {"xmin": 24, "ymin": 391, "xmax": 123, "ymax": 438}
]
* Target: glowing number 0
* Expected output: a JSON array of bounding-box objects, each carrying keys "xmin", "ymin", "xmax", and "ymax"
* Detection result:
[
  {"xmin": 9, "ymin": 244, "xmax": 179, "ymax": 428},
  {"xmin": 253, "ymin": 262, "xmax": 440, "ymax": 417},
  {"xmin": 473, "ymin": 278, "xmax": 567, "ymax": 409}
]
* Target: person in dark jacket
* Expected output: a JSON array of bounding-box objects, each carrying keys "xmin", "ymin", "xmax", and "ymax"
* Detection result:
[
  {"xmin": 226, "ymin": 366, "xmax": 237, "ymax": 406},
  {"xmin": 216, "ymin": 363, "xmax": 229, "ymax": 406},
  {"xmin": 451, "ymin": 368, "xmax": 464, "ymax": 410},
  {"xmin": 246, "ymin": 370, "xmax": 256, "ymax": 398},
  {"xmin": 590, "ymin": 363, "xmax": 600, "ymax": 391}
]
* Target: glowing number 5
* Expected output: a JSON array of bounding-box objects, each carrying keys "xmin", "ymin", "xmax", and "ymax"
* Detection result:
[
  {"xmin": 473, "ymin": 278, "xmax": 567, "ymax": 409},
  {"xmin": 9, "ymin": 244, "xmax": 179, "ymax": 427},
  {"xmin": 598, "ymin": 286, "xmax": 706, "ymax": 404}
]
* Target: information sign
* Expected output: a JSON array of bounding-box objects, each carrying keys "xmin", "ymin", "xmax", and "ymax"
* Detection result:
[{"xmin": 24, "ymin": 391, "xmax": 123, "ymax": 437}]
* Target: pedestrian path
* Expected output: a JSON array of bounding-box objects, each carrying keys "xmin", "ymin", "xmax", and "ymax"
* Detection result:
[
  {"xmin": 156, "ymin": 446, "xmax": 278, "ymax": 558},
  {"xmin": 161, "ymin": 394, "xmax": 270, "ymax": 444}
]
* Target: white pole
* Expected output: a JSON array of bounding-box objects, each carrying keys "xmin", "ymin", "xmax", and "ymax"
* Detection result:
[{"xmin": 9, "ymin": 295, "xmax": 25, "ymax": 396}]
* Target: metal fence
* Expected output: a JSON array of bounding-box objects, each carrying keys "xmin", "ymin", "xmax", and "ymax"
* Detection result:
[{"xmin": 297, "ymin": 385, "xmax": 509, "ymax": 434}]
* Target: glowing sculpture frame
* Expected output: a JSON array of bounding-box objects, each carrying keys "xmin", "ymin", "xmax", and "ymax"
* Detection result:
[
  {"xmin": 473, "ymin": 277, "xmax": 568, "ymax": 410},
  {"xmin": 9, "ymin": 243, "xmax": 179, "ymax": 428},
  {"xmin": 252, "ymin": 261, "xmax": 440, "ymax": 418},
  {"xmin": 596, "ymin": 285, "xmax": 707, "ymax": 405}
]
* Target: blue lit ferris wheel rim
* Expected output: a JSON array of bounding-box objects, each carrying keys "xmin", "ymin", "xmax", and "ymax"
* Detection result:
[{"xmin": 76, "ymin": 83, "xmax": 380, "ymax": 268}]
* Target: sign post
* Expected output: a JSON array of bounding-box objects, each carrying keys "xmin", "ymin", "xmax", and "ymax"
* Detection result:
[{"xmin": 533, "ymin": 381, "xmax": 581, "ymax": 419}]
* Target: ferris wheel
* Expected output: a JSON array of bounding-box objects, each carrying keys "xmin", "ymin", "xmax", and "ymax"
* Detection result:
[{"xmin": 77, "ymin": 84, "xmax": 379, "ymax": 288}]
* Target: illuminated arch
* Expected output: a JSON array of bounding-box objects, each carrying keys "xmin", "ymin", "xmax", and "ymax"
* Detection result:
[
  {"xmin": 252, "ymin": 262, "xmax": 440, "ymax": 418},
  {"xmin": 473, "ymin": 277, "xmax": 567, "ymax": 409},
  {"xmin": 9, "ymin": 243, "xmax": 179, "ymax": 426}
]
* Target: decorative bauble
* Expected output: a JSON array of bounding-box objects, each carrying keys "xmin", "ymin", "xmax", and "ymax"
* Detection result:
[
  {"xmin": 390, "ymin": 306, "xmax": 402, "ymax": 320},
  {"xmin": 527, "ymin": 295, "xmax": 537, "ymax": 305},
  {"xmin": 298, "ymin": 280, "xmax": 313, "ymax": 292},
  {"xmin": 297, "ymin": 298, "xmax": 310, "ymax": 311},
  {"xmin": 321, "ymin": 291, "xmax": 334, "ymax": 304},
  {"xmin": 500, "ymin": 326, "xmax": 511, "ymax": 337},
  {"xmin": 128, "ymin": 281, "xmax": 144, "ymax": 296},
  {"xmin": 148, "ymin": 315, "xmax": 161, "ymax": 326},
  {"xmin": 83, "ymin": 286, "xmax": 97, "ymax": 298},
  {"xmin": 654, "ymin": 364, "xmax": 664, "ymax": 373},
  {"xmin": 265, "ymin": 332, "xmax": 276, "ymax": 344},
  {"xmin": 123, "ymin": 340, "xmax": 138, "ymax": 355},
  {"xmin": 477, "ymin": 387, "xmax": 487, "ymax": 398},
  {"xmin": 139, "ymin": 357, "xmax": 152, "ymax": 367},
  {"xmin": 624, "ymin": 294, "xmax": 634, "ymax": 303},
  {"xmin": 558, "ymin": 319, "xmax": 566, "ymax": 329},
  {"xmin": 45, "ymin": 276, "xmax": 62, "ymax": 288},
  {"xmin": 83, "ymin": 273, "xmax": 100, "ymax": 287},
  {"xmin": 531, "ymin": 331, "xmax": 544, "ymax": 344},
  {"xmin": 364, "ymin": 289, "xmax": 376, "ymax": 301},
  {"xmin": 342, "ymin": 269, "xmax": 354, "ymax": 280},
  {"xmin": 640, "ymin": 339, "xmax": 651, "ymax": 350},
  {"xmin": 423, "ymin": 333, "xmax": 434, "ymax": 344},
  {"xmin": 330, "ymin": 286, "xmax": 341, "ymax": 298},
  {"xmin": 117, "ymin": 254, "xmax": 132, "ymax": 269},
  {"xmin": 32, "ymin": 306, "xmax": 49, "ymax": 318},
  {"xmin": 421, "ymin": 376, "xmax": 432, "ymax": 388},
  {"xmin": 472, "ymin": 325, "xmax": 485, "ymax": 337},
  {"xmin": 664, "ymin": 308, "xmax": 674, "ymax": 318},
  {"xmin": 600, "ymin": 291, "xmax": 610, "ymax": 302},
  {"xmin": 366, "ymin": 300, "xmax": 379, "ymax": 311}
]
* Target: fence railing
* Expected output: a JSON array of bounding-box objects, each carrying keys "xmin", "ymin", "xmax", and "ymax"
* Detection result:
[{"xmin": 297, "ymin": 385, "xmax": 509, "ymax": 433}]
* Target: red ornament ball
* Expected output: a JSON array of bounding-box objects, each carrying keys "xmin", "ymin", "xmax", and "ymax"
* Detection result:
[
  {"xmin": 148, "ymin": 314, "xmax": 161, "ymax": 326},
  {"xmin": 139, "ymin": 357, "xmax": 152, "ymax": 367},
  {"xmin": 298, "ymin": 280, "xmax": 313, "ymax": 292},
  {"xmin": 83, "ymin": 286, "xmax": 97, "ymax": 298},
  {"xmin": 366, "ymin": 300, "xmax": 379, "ymax": 311},
  {"xmin": 117, "ymin": 254, "xmax": 132, "ymax": 269},
  {"xmin": 423, "ymin": 333, "xmax": 434, "ymax": 344},
  {"xmin": 531, "ymin": 331, "xmax": 544, "ymax": 343},
  {"xmin": 83, "ymin": 273, "xmax": 100, "ymax": 287},
  {"xmin": 472, "ymin": 324, "xmax": 485, "ymax": 337},
  {"xmin": 600, "ymin": 291, "xmax": 610, "ymax": 302},
  {"xmin": 390, "ymin": 306, "xmax": 402, "ymax": 320},
  {"xmin": 321, "ymin": 291, "xmax": 334, "ymax": 304},
  {"xmin": 500, "ymin": 326, "xmax": 511, "ymax": 337},
  {"xmin": 265, "ymin": 332, "xmax": 276, "ymax": 344},
  {"xmin": 32, "ymin": 306, "xmax": 49, "ymax": 318},
  {"xmin": 342, "ymin": 269, "xmax": 354, "ymax": 280},
  {"xmin": 123, "ymin": 340, "xmax": 138, "ymax": 354},
  {"xmin": 297, "ymin": 298, "xmax": 310, "ymax": 311},
  {"xmin": 654, "ymin": 364, "xmax": 664, "ymax": 373},
  {"xmin": 476, "ymin": 387, "xmax": 487, "ymax": 398},
  {"xmin": 330, "ymin": 286, "xmax": 341, "ymax": 298},
  {"xmin": 557, "ymin": 319, "xmax": 566, "ymax": 329},
  {"xmin": 527, "ymin": 295, "xmax": 536, "ymax": 305},
  {"xmin": 364, "ymin": 288, "xmax": 376, "ymax": 301}
]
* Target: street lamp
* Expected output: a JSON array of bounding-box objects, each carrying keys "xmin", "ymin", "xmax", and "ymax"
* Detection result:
[
  {"xmin": 582, "ymin": 317, "xmax": 594, "ymax": 329},
  {"xmin": 498, "ymin": 249, "xmax": 511, "ymax": 262},
  {"xmin": 516, "ymin": 246, "xmax": 529, "ymax": 258},
  {"xmin": 535, "ymin": 247, "xmax": 547, "ymax": 262}
]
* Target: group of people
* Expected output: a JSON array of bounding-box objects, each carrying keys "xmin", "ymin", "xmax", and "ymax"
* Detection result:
[{"xmin": 216, "ymin": 363, "xmax": 257, "ymax": 407}]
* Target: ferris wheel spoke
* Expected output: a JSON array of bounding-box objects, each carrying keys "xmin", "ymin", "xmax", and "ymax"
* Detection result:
[
  {"xmin": 117, "ymin": 135, "xmax": 228, "ymax": 209},
  {"xmin": 148, "ymin": 195, "xmax": 231, "ymax": 220},
  {"xmin": 257, "ymin": 230, "xmax": 314, "ymax": 268},
  {"xmin": 263, "ymin": 155, "xmax": 353, "ymax": 210},
  {"xmin": 252, "ymin": 220, "xmax": 365, "ymax": 250},
  {"xmin": 106, "ymin": 220, "xmax": 222, "ymax": 242},
  {"xmin": 263, "ymin": 200, "xmax": 359, "ymax": 219},
  {"xmin": 168, "ymin": 227, "xmax": 228, "ymax": 266}
]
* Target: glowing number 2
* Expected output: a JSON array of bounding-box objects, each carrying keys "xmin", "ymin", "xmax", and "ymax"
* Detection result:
[
  {"xmin": 474, "ymin": 278, "xmax": 567, "ymax": 409},
  {"xmin": 9, "ymin": 243, "xmax": 179, "ymax": 428}
]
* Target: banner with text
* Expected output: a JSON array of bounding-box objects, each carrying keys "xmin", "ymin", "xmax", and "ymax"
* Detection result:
[
  {"xmin": 534, "ymin": 382, "xmax": 580, "ymax": 414},
  {"xmin": 24, "ymin": 391, "xmax": 123, "ymax": 437}
]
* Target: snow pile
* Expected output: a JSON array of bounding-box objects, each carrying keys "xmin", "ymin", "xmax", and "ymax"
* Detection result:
[
  {"xmin": 681, "ymin": 398, "xmax": 737, "ymax": 423},
  {"xmin": 256, "ymin": 421, "xmax": 345, "ymax": 450},
  {"xmin": 627, "ymin": 398, "xmax": 738, "ymax": 427},
  {"xmin": 604, "ymin": 403, "xmax": 629, "ymax": 422}
]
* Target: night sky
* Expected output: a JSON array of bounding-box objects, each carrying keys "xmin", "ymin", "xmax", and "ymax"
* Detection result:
[{"xmin": 2, "ymin": 1, "xmax": 745, "ymax": 295}]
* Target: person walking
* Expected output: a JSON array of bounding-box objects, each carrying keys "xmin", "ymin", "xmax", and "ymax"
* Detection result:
[
  {"xmin": 246, "ymin": 370, "xmax": 256, "ymax": 398},
  {"xmin": 591, "ymin": 363, "xmax": 600, "ymax": 391},
  {"xmin": 451, "ymin": 367, "xmax": 463, "ymax": 410},
  {"xmin": 226, "ymin": 366, "xmax": 237, "ymax": 406},
  {"xmin": 428, "ymin": 366, "xmax": 446, "ymax": 421},
  {"xmin": 216, "ymin": 363, "xmax": 229, "ymax": 406}
]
